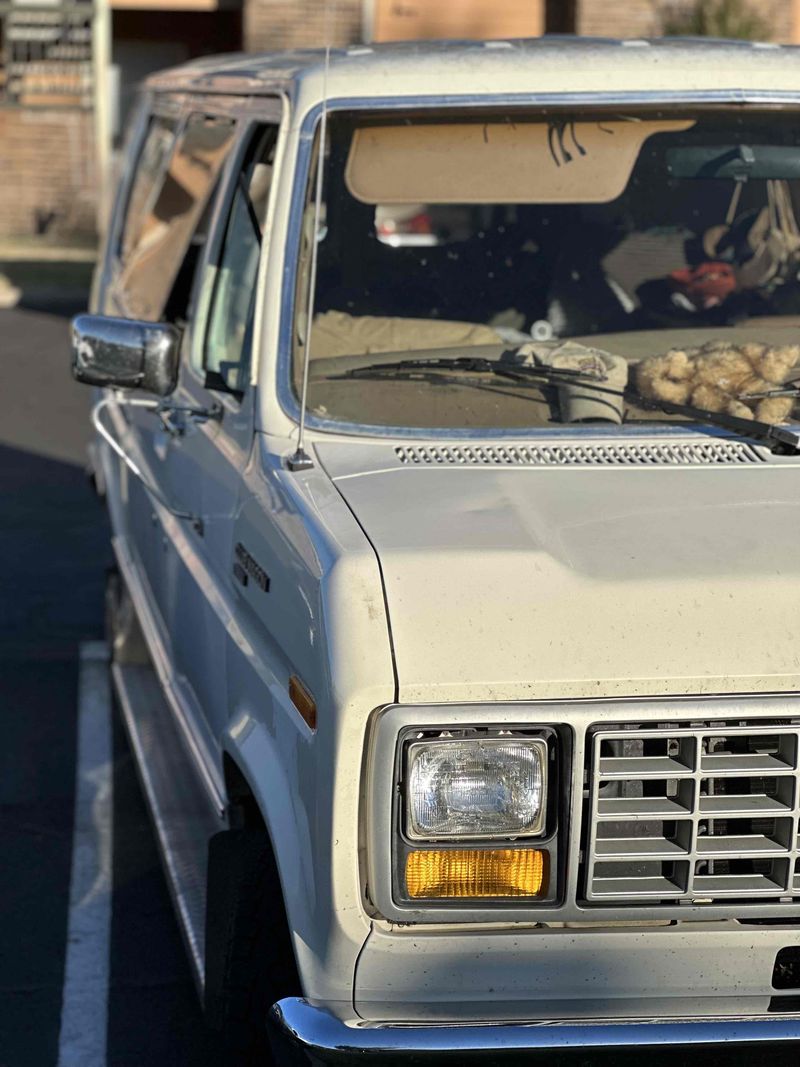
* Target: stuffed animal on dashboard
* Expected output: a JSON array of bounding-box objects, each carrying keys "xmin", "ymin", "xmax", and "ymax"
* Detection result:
[{"xmin": 634, "ymin": 341, "xmax": 800, "ymax": 424}]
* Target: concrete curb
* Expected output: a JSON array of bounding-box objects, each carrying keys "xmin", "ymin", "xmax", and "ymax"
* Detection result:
[
  {"xmin": 0, "ymin": 274, "xmax": 22, "ymax": 310},
  {"xmin": 0, "ymin": 244, "xmax": 96, "ymax": 264}
]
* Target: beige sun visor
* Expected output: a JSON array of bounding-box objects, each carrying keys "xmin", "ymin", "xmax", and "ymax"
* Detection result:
[{"xmin": 346, "ymin": 119, "xmax": 696, "ymax": 205}]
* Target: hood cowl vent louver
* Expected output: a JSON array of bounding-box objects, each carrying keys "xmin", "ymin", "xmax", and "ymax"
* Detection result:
[{"xmin": 394, "ymin": 440, "xmax": 765, "ymax": 467}]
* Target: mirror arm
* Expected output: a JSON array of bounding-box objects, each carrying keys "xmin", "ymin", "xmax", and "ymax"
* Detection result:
[
  {"xmin": 154, "ymin": 399, "xmax": 223, "ymax": 438},
  {"xmin": 91, "ymin": 395, "xmax": 203, "ymax": 529}
]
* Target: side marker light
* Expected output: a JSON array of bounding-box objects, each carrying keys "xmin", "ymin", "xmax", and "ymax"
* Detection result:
[{"xmin": 289, "ymin": 675, "xmax": 316, "ymax": 730}]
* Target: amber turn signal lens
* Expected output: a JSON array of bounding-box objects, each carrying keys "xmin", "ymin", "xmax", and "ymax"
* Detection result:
[
  {"xmin": 289, "ymin": 675, "xmax": 316, "ymax": 730},
  {"xmin": 405, "ymin": 848, "xmax": 546, "ymax": 899}
]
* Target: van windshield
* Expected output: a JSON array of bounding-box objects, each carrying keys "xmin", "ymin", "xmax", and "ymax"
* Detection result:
[{"xmin": 292, "ymin": 109, "xmax": 800, "ymax": 433}]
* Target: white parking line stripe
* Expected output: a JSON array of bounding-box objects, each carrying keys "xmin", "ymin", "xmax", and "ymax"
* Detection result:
[{"xmin": 56, "ymin": 641, "xmax": 113, "ymax": 1067}]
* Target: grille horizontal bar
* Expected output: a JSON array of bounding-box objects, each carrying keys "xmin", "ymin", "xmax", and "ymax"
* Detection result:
[
  {"xmin": 585, "ymin": 724, "xmax": 800, "ymax": 904},
  {"xmin": 692, "ymin": 870, "xmax": 790, "ymax": 896},
  {"xmin": 596, "ymin": 836, "xmax": 688, "ymax": 859},
  {"xmin": 695, "ymin": 833, "xmax": 788, "ymax": 856},
  {"xmin": 597, "ymin": 795, "xmax": 691, "ymax": 819},
  {"xmin": 598, "ymin": 755, "xmax": 693, "ymax": 778},
  {"xmin": 699, "ymin": 792, "xmax": 794, "ymax": 816},
  {"xmin": 701, "ymin": 752, "xmax": 795, "ymax": 774}
]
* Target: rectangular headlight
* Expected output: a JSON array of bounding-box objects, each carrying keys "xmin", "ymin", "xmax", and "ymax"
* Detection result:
[{"xmin": 405, "ymin": 736, "xmax": 547, "ymax": 841}]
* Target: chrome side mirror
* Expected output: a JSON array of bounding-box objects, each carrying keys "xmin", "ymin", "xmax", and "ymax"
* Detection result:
[{"xmin": 71, "ymin": 314, "xmax": 181, "ymax": 397}]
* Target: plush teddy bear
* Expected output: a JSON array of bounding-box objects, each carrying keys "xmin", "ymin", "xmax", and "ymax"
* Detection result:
[{"xmin": 635, "ymin": 341, "xmax": 800, "ymax": 423}]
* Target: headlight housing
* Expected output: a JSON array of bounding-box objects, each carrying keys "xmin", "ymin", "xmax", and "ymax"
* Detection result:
[
  {"xmin": 405, "ymin": 736, "xmax": 548, "ymax": 840},
  {"xmin": 368, "ymin": 718, "xmax": 564, "ymax": 913}
]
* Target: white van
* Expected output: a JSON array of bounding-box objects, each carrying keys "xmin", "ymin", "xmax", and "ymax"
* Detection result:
[{"xmin": 73, "ymin": 37, "xmax": 800, "ymax": 1064}]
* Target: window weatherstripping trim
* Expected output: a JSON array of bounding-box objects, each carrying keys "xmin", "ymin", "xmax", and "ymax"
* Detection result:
[
  {"xmin": 268, "ymin": 997, "xmax": 800, "ymax": 1060},
  {"xmin": 276, "ymin": 90, "xmax": 800, "ymax": 441},
  {"xmin": 188, "ymin": 116, "xmax": 265, "ymax": 383},
  {"xmin": 188, "ymin": 101, "xmax": 287, "ymax": 393},
  {"xmin": 102, "ymin": 98, "xmax": 152, "ymax": 296},
  {"xmin": 250, "ymin": 93, "xmax": 291, "ymax": 390}
]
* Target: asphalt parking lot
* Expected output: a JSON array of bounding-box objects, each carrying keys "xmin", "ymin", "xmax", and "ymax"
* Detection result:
[{"xmin": 0, "ymin": 290, "xmax": 221, "ymax": 1066}]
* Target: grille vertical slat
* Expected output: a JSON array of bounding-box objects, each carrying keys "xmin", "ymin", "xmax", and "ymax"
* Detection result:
[{"xmin": 585, "ymin": 724, "xmax": 800, "ymax": 904}]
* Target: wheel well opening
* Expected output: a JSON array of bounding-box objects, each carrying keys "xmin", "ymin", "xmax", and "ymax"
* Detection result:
[
  {"xmin": 216, "ymin": 755, "xmax": 302, "ymax": 1002},
  {"xmin": 223, "ymin": 754, "xmax": 264, "ymax": 831}
]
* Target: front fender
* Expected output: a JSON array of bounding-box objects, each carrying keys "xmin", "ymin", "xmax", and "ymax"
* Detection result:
[{"xmin": 221, "ymin": 696, "xmax": 373, "ymax": 1010}]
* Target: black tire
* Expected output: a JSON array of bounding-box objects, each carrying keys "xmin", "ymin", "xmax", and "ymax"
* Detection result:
[{"xmin": 205, "ymin": 828, "xmax": 302, "ymax": 1066}]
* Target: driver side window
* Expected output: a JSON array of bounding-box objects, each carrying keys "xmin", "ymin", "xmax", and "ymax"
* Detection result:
[
  {"xmin": 203, "ymin": 124, "xmax": 279, "ymax": 398},
  {"xmin": 118, "ymin": 113, "xmax": 237, "ymax": 323}
]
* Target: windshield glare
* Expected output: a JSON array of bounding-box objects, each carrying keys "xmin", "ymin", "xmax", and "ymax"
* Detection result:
[{"xmin": 292, "ymin": 109, "xmax": 800, "ymax": 432}]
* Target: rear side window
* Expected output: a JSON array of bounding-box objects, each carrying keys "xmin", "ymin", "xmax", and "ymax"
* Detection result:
[
  {"xmin": 119, "ymin": 115, "xmax": 178, "ymax": 265},
  {"xmin": 118, "ymin": 113, "xmax": 237, "ymax": 322}
]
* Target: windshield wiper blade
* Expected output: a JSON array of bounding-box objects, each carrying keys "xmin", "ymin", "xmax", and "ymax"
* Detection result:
[
  {"xmin": 338, "ymin": 354, "xmax": 605, "ymax": 386},
  {"xmin": 335, "ymin": 353, "xmax": 800, "ymax": 455},
  {"xmin": 630, "ymin": 392, "xmax": 800, "ymax": 456}
]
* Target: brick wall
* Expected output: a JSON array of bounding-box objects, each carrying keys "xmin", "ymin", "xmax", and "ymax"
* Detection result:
[
  {"xmin": 772, "ymin": 1, "xmax": 796, "ymax": 39},
  {"xmin": 578, "ymin": 0, "xmax": 659, "ymax": 38},
  {"xmin": 0, "ymin": 108, "xmax": 96, "ymax": 241},
  {"xmin": 244, "ymin": 0, "xmax": 363, "ymax": 52},
  {"xmin": 371, "ymin": 0, "xmax": 544, "ymax": 40},
  {"xmin": 578, "ymin": 0, "xmax": 795, "ymax": 41},
  {"xmin": 4, "ymin": 0, "xmax": 798, "ymax": 245}
]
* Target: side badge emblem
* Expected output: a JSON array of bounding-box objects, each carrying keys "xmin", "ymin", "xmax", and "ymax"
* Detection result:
[{"xmin": 233, "ymin": 542, "xmax": 270, "ymax": 592}]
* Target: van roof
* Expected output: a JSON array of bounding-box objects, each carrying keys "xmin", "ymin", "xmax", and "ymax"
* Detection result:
[{"xmin": 144, "ymin": 36, "xmax": 800, "ymax": 108}]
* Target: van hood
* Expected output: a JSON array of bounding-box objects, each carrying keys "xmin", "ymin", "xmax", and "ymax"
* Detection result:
[{"xmin": 316, "ymin": 439, "xmax": 800, "ymax": 704}]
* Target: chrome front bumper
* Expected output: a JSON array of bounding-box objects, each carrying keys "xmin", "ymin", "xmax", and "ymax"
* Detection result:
[{"xmin": 268, "ymin": 999, "xmax": 800, "ymax": 1064}]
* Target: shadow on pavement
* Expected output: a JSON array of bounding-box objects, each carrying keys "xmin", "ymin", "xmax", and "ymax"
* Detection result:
[
  {"xmin": 0, "ymin": 443, "xmax": 108, "ymax": 661},
  {"xmin": 1, "ymin": 259, "xmax": 93, "ymax": 319},
  {"xmin": 0, "ymin": 434, "xmax": 217, "ymax": 1064},
  {"xmin": 0, "ymin": 442, "xmax": 107, "ymax": 1066},
  {"xmin": 18, "ymin": 292, "xmax": 89, "ymax": 318},
  {"xmin": 109, "ymin": 707, "xmax": 224, "ymax": 1066}
]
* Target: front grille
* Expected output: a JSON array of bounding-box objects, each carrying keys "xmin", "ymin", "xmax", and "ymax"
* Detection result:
[
  {"xmin": 394, "ymin": 440, "xmax": 763, "ymax": 467},
  {"xmin": 584, "ymin": 723, "xmax": 800, "ymax": 904}
]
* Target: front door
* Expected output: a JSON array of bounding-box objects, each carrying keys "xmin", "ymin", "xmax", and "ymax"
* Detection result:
[
  {"xmin": 101, "ymin": 107, "xmax": 238, "ymax": 651},
  {"xmin": 158, "ymin": 113, "xmax": 282, "ymax": 751}
]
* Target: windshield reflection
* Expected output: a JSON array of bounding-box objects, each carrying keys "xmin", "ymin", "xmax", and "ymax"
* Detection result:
[{"xmin": 293, "ymin": 109, "xmax": 800, "ymax": 432}]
